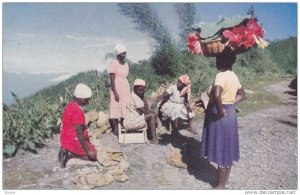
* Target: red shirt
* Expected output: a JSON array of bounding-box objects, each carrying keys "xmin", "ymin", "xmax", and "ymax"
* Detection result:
[{"xmin": 60, "ymin": 100, "xmax": 95, "ymax": 156}]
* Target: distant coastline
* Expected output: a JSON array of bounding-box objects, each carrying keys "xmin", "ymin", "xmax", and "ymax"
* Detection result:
[{"xmin": 2, "ymin": 72, "xmax": 74, "ymax": 105}]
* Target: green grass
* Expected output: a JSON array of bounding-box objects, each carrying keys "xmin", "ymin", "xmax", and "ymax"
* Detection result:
[
  {"xmin": 234, "ymin": 77, "xmax": 288, "ymax": 117},
  {"xmin": 3, "ymin": 37, "xmax": 296, "ymax": 158},
  {"xmin": 192, "ymin": 76, "xmax": 289, "ymax": 120}
]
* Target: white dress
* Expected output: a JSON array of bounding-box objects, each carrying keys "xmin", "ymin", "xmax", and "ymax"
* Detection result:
[
  {"xmin": 123, "ymin": 92, "xmax": 147, "ymax": 131},
  {"xmin": 159, "ymin": 85, "xmax": 195, "ymax": 121}
]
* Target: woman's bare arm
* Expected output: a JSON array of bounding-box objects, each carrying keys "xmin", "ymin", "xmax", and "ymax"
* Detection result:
[
  {"xmin": 212, "ymin": 85, "xmax": 226, "ymax": 117},
  {"xmin": 235, "ymin": 87, "xmax": 246, "ymax": 104},
  {"xmin": 109, "ymin": 73, "xmax": 119, "ymax": 102}
]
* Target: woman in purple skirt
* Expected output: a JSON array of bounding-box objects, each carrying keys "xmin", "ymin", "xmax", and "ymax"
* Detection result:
[{"xmin": 200, "ymin": 49, "xmax": 245, "ymax": 189}]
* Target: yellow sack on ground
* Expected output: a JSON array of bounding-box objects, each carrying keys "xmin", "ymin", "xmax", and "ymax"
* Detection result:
[
  {"xmin": 166, "ymin": 144, "xmax": 187, "ymax": 169},
  {"xmin": 91, "ymin": 124, "xmax": 111, "ymax": 139},
  {"xmin": 97, "ymin": 111, "xmax": 109, "ymax": 127},
  {"xmin": 74, "ymin": 167, "xmax": 114, "ymax": 189},
  {"xmin": 96, "ymin": 146, "xmax": 126, "ymax": 167},
  {"xmin": 85, "ymin": 110, "xmax": 99, "ymax": 125},
  {"xmin": 73, "ymin": 146, "xmax": 129, "ymax": 189}
]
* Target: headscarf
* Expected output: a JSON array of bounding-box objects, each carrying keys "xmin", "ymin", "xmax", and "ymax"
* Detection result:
[
  {"xmin": 133, "ymin": 79, "xmax": 146, "ymax": 87},
  {"xmin": 74, "ymin": 83, "xmax": 92, "ymax": 98},
  {"xmin": 115, "ymin": 44, "xmax": 127, "ymax": 55},
  {"xmin": 179, "ymin": 75, "xmax": 191, "ymax": 97}
]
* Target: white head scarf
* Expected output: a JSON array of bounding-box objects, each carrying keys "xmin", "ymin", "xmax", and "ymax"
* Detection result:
[
  {"xmin": 133, "ymin": 79, "xmax": 146, "ymax": 87},
  {"xmin": 115, "ymin": 44, "xmax": 127, "ymax": 55},
  {"xmin": 74, "ymin": 83, "xmax": 92, "ymax": 98}
]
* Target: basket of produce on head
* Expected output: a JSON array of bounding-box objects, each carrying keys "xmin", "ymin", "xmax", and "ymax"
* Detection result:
[{"xmin": 186, "ymin": 15, "xmax": 269, "ymax": 57}]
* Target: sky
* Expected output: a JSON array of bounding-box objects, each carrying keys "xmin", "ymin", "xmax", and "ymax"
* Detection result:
[{"xmin": 2, "ymin": 2, "xmax": 298, "ymax": 75}]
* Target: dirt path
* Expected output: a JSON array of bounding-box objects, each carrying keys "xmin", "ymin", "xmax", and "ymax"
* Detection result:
[{"xmin": 3, "ymin": 78, "xmax": 297, "ymax": 190}]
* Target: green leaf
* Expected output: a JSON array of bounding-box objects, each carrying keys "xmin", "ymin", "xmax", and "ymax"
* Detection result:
[
  {"xmin": 4, "ymin": 144, "xmax": 16, "ymax": 157},
  {"xmin": 28, "ymin": 141, "xmax": 35, "ymax": 150}
]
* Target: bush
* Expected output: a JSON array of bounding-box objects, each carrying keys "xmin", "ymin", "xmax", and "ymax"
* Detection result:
[
  {"xmin": 268, "ymin": 37, "xmax": 297, "ymax": 75},
  {"xmin": 3, "ymin": 93, "xmax": 63, "ymax": 157}
]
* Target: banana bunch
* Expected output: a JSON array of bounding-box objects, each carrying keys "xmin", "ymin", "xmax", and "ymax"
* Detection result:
[{"xmin": 253, "ymin": 35, "xmax": 269, "ymax": 49}]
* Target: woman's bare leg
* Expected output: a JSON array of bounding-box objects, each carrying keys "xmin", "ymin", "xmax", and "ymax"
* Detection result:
[
  {"xmin": 225, "ymin": 166, "xmax": 231, "ymax": 184},
  {"xmin": 214, "ymin": 166, "xmax": 227, "ymax": 189},
  {"xmin": 109, "ymin": 118, "xmax": 118, "ymax": 136},
  {"xmin": 171, "ymin": 118, "xmax": 180, "ymax": 135},
  {"xmin": 58, "ymin": 148, "xmax": 96, "ymax": 168},
  {"xmin": 187, "ymin": 118, "xmax": 197, "ymax": 134},
  {"xmin": 144, "ymin": 111, "xmax": 158, "ymax": 144}
]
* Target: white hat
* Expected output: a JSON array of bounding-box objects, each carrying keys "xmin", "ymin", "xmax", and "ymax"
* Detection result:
[
  {"xmin": 74, "ymin": 83, "xmax": 92, "ymax": 98},
  {"xmin": 115, "ymin": 44, "xmax": 127, "ymax": 55}
]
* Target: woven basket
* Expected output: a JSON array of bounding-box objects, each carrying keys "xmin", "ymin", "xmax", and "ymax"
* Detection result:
[
  {"xmin": 201, "ymin": 37, "xmax": 226, "ymax": 57},
  {"xmin": 201, "ymin": 37, "xmax": 252, "ymax": 57}
]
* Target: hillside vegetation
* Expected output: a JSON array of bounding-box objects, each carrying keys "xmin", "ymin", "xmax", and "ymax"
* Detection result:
[
  {"xmin": 3, "ymin": 3, "xmax": 297, "ymax": 157},
  {"xmin": 3, "ymin": 37, "xmax": 296, "ymax": 158}
]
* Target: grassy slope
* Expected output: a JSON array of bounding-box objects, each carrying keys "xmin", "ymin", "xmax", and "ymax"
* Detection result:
[{"xmin": 29, "ymin": 37, "xmax": 296, "ymax": 116}]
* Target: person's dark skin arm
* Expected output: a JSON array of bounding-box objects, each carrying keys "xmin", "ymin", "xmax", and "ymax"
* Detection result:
[
  {"xmin": 136, "ymin": 100, "xmax": 149, "ymax": 115},
  {"xmin": 144, "ymin": 100, "xmax": 149, "ymax": 111},
  {"xmin": 212, "ymin": 85, "xmax": 227, "ymax": 117},
  {"xmin": 151, "ymin": 91, "xmax": 170, "ymax": 109},
  {"xmin": 109, "ymin": 73, "xmax": 119, "ymax": 102},
  {"xmin": 235, "ymin": 87, "xmax": 246, "ymax": 104},
  {"xmin": 74, "ymin": 124, "xmax": 96, "ymax": 160},
  {"xmin": 182, "ymin": 93, "xmax": 192, "ymax": 113}
]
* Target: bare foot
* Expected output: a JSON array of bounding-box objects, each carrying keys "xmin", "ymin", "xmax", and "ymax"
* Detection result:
[
  {"xmin": 171, "ymin": 130, "xmax": 180, "ymax": 136},
  {"xmin": 150, "ymin": 139, "xmax": 159, "ymax": 144},
  {"xmin": 112, "ymin": 130, "xmax": 118, "ymax": 136},
  {"xmin": 212, "ymin": 185, "xmax": 226, "ymax": 189},
  {"xmin": 187, "ymin": 128, "xmax": 198, "ymax": 135},
  {"xmin": 58, "ymin": 148, "xmax": 68, "ymax": 168}
]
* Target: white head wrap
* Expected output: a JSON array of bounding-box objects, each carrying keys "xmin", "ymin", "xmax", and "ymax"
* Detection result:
[
  {"xmin": 134, "ymin": 79, "xmax": 146, "ymax": 87},
  {"xmin": 74, "ymin": 83, "xmax": 92, "ymax": 99},
  {"xmin": 115, "ymin": 44, "xmax": 127, "ymax": 55}
]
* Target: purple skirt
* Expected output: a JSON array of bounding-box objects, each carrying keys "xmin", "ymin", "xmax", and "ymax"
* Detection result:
[{"xmin": 200, "ymin": 102, "xmax": 240, "ymax": 167}]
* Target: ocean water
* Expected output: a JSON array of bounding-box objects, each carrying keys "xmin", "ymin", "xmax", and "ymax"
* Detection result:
[{"xmin": 2, "ymin": 72, "xmax": 72, "ymax": 105}]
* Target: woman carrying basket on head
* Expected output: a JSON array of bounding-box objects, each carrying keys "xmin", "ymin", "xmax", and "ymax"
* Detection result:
[{"xmin": 200, "ymin": 49, "xmax": 245, "ymax": 189}]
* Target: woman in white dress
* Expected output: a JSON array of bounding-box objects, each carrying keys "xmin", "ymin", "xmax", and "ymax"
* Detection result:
[{"xmin": 151, "ymin": 75, "xmax": 197, "ymax": 135}]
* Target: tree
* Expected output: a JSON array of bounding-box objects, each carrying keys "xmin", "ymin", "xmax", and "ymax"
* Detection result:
[
  {"xmin": 118, "ymin": 3, "xmax": 180, "ymax": 76},
  {"xmin": 118, "ymin": 3, "xmax": 172, "ymax": 47},
  {"xmin": 174, "ymin": 3, "xmax": 196, "ymax": 49}
]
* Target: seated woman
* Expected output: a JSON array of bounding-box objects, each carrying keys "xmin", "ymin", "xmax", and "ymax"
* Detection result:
[
  {"xmin": 58, "ymin": 83, "xmax": 97, "ymax": 168},
  {"xmin": 151, "ymin": 75, "xmax": 197, "ymax": 135},
  {"xmin": 123, "ymin": 79, "xmax": 158, "ymax": 144}
]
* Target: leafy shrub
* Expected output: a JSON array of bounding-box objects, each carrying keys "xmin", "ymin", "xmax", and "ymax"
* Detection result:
[
  {"xmin": 151, "ymin": 43, "xmax": 181, "ymax": 77},
  {"xmin": 268, "ymin": 37, "xmax": 297, "ymax": 75},
  {"xmin": 3, "ymin": 92, "xmax": 63, "ymax": 157}
]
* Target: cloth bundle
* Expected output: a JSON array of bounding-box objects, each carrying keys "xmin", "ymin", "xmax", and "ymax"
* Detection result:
[
  {"xmin": 85, "ymin": 110, "xmax": 111, "ymax": 139},
  {"xmin": 71, "ymin": 144, "xmax": 129, "ymax": 189},
  {"xmin": 166, "ymin": 144, "xmax": 187, "ymax": 169}
]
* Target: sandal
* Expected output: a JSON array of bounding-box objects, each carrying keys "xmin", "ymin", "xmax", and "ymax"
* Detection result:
[{"xmin": 58, "ymin": 147, "xmax": 68, "ymax": 168}]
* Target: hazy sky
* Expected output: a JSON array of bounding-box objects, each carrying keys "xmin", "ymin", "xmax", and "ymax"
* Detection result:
[{"xmin": 2, "ymin": 2, "xmax": 297, "ymax": 75}]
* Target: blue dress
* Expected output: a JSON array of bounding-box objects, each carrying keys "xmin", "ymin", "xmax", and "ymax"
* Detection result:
[{"xmin": 200, "ymin": 102, "xmax": 240, "ymax": 167}]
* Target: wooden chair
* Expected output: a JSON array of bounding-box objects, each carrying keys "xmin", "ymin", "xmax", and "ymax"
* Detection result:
[{"xmin": 118, "ymin": 123, "xmax": 148, "ymax": 144}]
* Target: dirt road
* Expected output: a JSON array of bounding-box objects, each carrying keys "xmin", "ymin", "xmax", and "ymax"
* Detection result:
[{"xmin": 3, "ymin": 78, "xmax": 297, "ymax": 190}]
